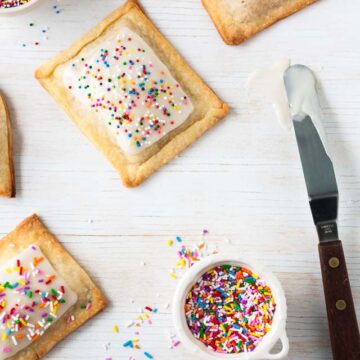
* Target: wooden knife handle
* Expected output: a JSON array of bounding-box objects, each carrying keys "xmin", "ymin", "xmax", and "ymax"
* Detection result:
[{"xmin": 318, "ymin": 240, "xmax": 360, "ymax": 360}]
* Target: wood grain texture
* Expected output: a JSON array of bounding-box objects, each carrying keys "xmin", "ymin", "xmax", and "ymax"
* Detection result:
[
  {"xmin": 318, "ymin": 240, "xmax": 360, "ymax": 359},
  {"xmin": 0, "ymin": 0, "xmax": 359, "ymax": 359}
]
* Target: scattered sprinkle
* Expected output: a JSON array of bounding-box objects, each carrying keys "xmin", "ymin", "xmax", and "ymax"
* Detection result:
[
  {"xmin": 123, "ymin": 340, "xmax": 133, "ymax": 348},
  {"xmin": 167, "ymin": 236, "xmax": 216, "ymax": 280},
  {"xmin": 121, "ymin": 305, "xmax": 157, "ymax": 357},
  {"xmin": 113, "ymin": 325, "xmax": 119, "ymax": 333},
  {"xmin": 144, "ymin": 351, "xmax": 153, "ymax": 359},
  {"xmin": 52, "ymin": 3, "xmax": 61, "ymax": 14},
  {"xmin": 125, "ymin": 320, "xmax": 134, "ymax": 328},
  {"xmin": 169, "ymin": 272, "xmax": 177, "ymax": 280}
]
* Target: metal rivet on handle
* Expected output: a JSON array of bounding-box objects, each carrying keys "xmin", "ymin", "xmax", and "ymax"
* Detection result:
[
  {"xmin": 329, "ymin": 257, "xmax": 340, "ymax": 268},
  {"xmin": 336, "ymin": 300, "xmax": 347, "ymax": 311}
]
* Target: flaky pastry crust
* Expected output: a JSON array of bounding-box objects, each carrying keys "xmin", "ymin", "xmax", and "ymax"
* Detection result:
[
  {"xmin": 0, "ymin": 93, "xmax": 15, "ymax": 198},
  {"xmin": 202, "ymin": 0, "xmax": 319, "ymax": 45},
  {"xmin": 0, "ymin": 214, "xmax": 108, "ymax": 360},
  {"xmin": 35, "ymin": 0, "xmax": 228, "ymax": 187}
]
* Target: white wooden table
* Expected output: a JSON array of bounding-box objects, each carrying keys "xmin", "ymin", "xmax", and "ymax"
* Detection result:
[{"xmin": 0, "ymin": 0, "xmax": 359, "ymax": 359}]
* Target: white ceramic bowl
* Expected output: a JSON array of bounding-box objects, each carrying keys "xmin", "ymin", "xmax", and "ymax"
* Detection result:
[
  {"xmin": 0, "ymin": 0, "xmax": 44, "ymax": 15},
  {"xmin": 173, "ymin": 253, "xmax": 289, "ymax": 360}
]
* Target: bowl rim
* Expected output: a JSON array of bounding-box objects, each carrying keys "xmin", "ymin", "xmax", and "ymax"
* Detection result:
[
  {"xmin": 172, "ymin": 252, "xmax": 288, "ymax": 360},
  {"xmin": 0, "ymin": 0, "xmax": 42, "ymax": 14}
]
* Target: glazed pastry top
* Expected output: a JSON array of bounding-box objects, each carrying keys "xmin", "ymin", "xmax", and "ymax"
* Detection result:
[
  {"xmin": 62, "ymin": 27, "xmax": 194, "ymax": 155},
  {"xmin": 0, "ymin": 245, "xmax": 77, "ymax": 359}
]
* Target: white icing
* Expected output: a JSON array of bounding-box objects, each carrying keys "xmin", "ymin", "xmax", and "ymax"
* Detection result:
[
  {"xmin": 284, "ymin": 65, "xmax": 329, "ymax": 155},
  {"xmin": 246, "ymin": 60, "xmax": 329, "ymax": 155},
  {"xmin": 61, "ymin": 27, "xmax": 194, "ymax": 155},
  {"xmin": 246, "ymin": 59, "xmax": 291, "ymax": 129},
  {"xmin": 0, "ymin": 246, "xmax": 77, "ymax": 359}
]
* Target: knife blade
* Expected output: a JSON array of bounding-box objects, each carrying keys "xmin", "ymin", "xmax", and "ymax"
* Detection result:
[
  {"xmin": 284, "ymin": 64, "xmax": 360, "ymax": 360},
  {"xmin": 293, "ymin": 116, "xmax": 339, "ymax": 241}
]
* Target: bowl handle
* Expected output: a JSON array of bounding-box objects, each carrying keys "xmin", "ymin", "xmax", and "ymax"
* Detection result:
[{"xmin": 261, "ymin": 331, "xmax": 289, "ymax": 359}]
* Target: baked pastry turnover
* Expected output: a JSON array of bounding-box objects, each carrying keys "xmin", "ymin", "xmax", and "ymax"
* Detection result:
[
  {"xmin": 36, "ymin": 0, "xmax": 228, "ymax": 187},
  {"xmin": 0, "ymin": 93, "xmax": 15, "ymax": 198},
  {"xmin": 0, "ymin": 214, "xmax": 107, "ymax": 359},
  {"xmin": 202, "ymin": 0, "xmax": 319, "ymax": 45}
]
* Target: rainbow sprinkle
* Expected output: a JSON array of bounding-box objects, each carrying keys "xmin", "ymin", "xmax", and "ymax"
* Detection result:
[
  {"xmin": 112, "ymin": 325, "xmax": 119, "ymax": 333},
  {"xmin": 121, "ymin": 305, "xmax": 158, "ymax": 356},
  {"xmin": 185, "ymin": 265, "xmax": 276, "ymax": 354},
  {"xmin": 169, "ymin": 334, "xmax": 181, "ymax": 349},
  {"xmin": 168, "ymin": 234, "xmax": 217, "ymax": 280}
]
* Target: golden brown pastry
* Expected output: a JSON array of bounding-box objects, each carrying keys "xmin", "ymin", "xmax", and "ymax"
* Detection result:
[
  {"xmin": 35, "ymin": 0, "xmax": 228, "ymax": 187},
  {"xmin": 202, "ymin": 0, "xmax": 319, "ymax": 45},
  {"xmin": 0, "ymin": 214, "xmax": 107, "ymax": 360},
  {"xmin": 0, "ymin": 93, "xmax": 15, "ymax": 198}
]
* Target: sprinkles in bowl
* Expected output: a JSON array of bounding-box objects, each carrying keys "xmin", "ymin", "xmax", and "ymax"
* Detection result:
[
  {"xmin": 0, "ymin": 0, "xmax": 31, "ymax": 9},
  {"xmin": 184, "ymin": 264, "xmax": 276, "ymax": 354}
]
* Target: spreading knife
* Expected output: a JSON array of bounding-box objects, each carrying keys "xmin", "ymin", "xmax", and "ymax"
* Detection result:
[{"xmin": 284, "ymin": 64, "xmax": 360, "ymax": 360}]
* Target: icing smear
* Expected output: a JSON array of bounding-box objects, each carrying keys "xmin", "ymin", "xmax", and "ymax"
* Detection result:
[
  {"xmin": 0, "ymin": 246, "xmax": 77, "ymax": 359},
  {"xmin": 283, "ymin": 64, "xmax": 329, "ymax": 155},
  {"xmin": 61, "ymin": 27, "xmax": 194, "ymax": 155},
  {"xmin": 246, "ymin": 59, "xmax": 291, "ymax": 129},
  {"xmin": 246, "ymin": 60, "xmax": 329, "ymax": 155}
]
